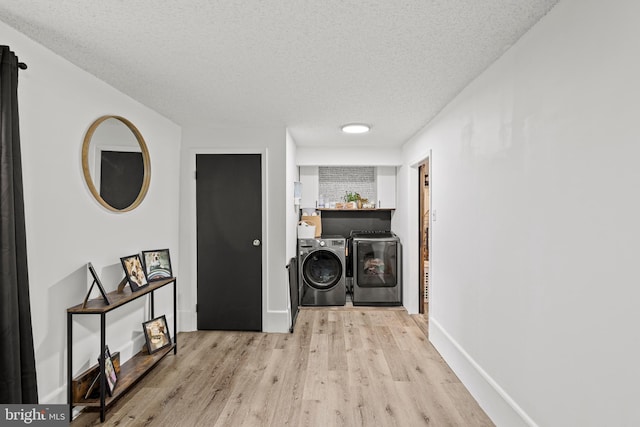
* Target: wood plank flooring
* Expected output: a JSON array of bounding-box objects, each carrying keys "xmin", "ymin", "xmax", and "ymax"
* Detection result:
[
  {"xmin": 72, "ymin": 307, "xmax": 493, "ymax": 426},
  {"xmin": 411, "ymin": 312, "xmax": 429, "ymax": 339}
]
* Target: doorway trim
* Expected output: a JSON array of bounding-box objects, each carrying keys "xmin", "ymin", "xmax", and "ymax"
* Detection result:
[
  {"xmin": 418, "ymin": 152, "xmax": 432, "ymax": 315},
  {"xmin": 404, "ymin": 150, "xmax": 432, "ymax": 316},
  {"xmin": 186, "ymin": 147, "xmax": 268, "ymax": 331},
  {"xmin": 418, "ymin": 161, "xmax": 427, "ymax": 314}
]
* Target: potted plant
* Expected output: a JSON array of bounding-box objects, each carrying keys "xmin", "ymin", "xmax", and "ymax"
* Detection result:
[{"xmin": 344, "ymin": 191, "xmax": 362, "ymax": 209}]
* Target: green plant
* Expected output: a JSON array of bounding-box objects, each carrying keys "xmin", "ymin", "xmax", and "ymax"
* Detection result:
[{"xmin": 344, "ymin": 191, "xmax": 361, "ymax": 202}]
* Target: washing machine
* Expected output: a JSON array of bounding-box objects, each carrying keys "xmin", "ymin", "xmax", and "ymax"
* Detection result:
[{"xmin": 298, "ymin": 236, "xmax": 346, "ymax": 306}]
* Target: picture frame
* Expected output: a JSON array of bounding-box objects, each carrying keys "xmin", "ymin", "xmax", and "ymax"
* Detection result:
[
  {"xmin": 83, "ymin": 262, "xmax": 110, "ymax": 307},
  {"xmin": 101, "ymin": 345, "xmax": 117, "ymax": 396},
  {"xmin": 120, "ymin": 254, "xmax": 148, "ymax": 292},
  {"xmin": 141, "ymin": 249, "xmax": 173, "ymax": 281},
  {"xmin": 142, "ymin": 315, "xmax": 172, "ymax": 354}
]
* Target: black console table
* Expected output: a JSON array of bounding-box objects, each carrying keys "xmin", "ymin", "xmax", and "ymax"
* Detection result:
[{"xmin": 66, "ymin": 277, "xmax": 177, "ymax": 422}]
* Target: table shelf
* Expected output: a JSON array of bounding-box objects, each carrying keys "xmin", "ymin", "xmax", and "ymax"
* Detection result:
[{"xmin": 72, "ymin": 344, "xmax": 175, "ymax": 406}]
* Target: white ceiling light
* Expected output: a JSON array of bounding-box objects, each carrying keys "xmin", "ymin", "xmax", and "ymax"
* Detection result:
[{"xmin": 341, "ymin": 123, "xmax": 371, "ymax": 134}]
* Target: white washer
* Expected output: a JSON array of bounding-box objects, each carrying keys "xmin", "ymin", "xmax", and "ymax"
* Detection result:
[{"xmin": 298, "ymin": 236, "xmax": 346, "ymax": 306}]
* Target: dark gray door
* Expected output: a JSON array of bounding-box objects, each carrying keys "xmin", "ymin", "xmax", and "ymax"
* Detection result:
[{"xmin": 196, "ymin": 154, "xmax": 262, "ymax": 331}]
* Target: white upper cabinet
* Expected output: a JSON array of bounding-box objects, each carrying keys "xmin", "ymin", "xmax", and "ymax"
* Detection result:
[
  {"xmin": 376, "ymin": 166, "xmax": 396, "ymax": 209},
  {"xmin": 299, "ymin": 166, "xmax": 319, "ymax": 209}
]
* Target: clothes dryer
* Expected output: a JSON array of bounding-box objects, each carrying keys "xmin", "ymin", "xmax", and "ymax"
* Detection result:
[
  {"xmin": 350, "ymin": 231, "xmax": 402, "ymax": 306},
  {"xmin": 298, "ymin": 236, "xmax": 346, "ymax": 306}
]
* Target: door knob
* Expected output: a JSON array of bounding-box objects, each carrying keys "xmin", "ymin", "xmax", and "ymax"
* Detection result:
[{"xmin": 253, "ymin": 239, "xmax": 261, "ymax": 247}]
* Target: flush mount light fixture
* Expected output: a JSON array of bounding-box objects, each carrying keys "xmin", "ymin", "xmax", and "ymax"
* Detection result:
[{"xmin": 341, "ymin": 123, "xmax": 371, "ymax": 134}]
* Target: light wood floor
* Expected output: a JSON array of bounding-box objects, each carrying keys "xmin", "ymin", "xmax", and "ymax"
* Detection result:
[{"xmin": 72, "ymin": 307, "xmax": 493, "ymax": 426}]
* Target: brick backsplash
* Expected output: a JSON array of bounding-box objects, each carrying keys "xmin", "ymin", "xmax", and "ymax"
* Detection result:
[{"xmin": 319, "ymin": 166, "xmax": 375, "ymax": 205}]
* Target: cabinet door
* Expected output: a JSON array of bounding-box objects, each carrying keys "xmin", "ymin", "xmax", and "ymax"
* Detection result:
[
  {"xmin": 376, "ymin": 166, "xmax": 396, "ymax": 208},
  {"xmin": 299, "ymin": 166, "xmax": 319, "ymax": 209}
]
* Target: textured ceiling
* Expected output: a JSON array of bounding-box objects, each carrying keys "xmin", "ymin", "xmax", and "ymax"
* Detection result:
[{"xmin": 0, "ymin": 0, "xmax": 559, "ymax": 147}]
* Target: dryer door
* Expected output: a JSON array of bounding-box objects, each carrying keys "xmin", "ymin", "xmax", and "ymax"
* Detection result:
[
  {"xmin": 355, "ymin": 240, "xmax": 398, "ymax": 287},
  {"xmin": 302, "ymin": 249, "xmax": 343, "ymax": 290}
]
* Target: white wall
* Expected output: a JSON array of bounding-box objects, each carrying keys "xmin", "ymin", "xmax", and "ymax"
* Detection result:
[
  {"xmin": 0, "ymin": 20, "xmax": 181, "ymax": 404},
  {"xmin": 285, "ymin": 131, "xmax": 299, "ymax": 326},
  {"xmin": 286, "ymin": 131, "xmax": 299, "ymax": 261},
  {"xmin": 399, "ymin": 0, "xmax": 640, "ymax": 425},
  {"xmin": 392, "ymin": 157, "xmax": 420, "ymax": 314},
  {"xmin": 296, "ymin": 146, "xmax": 401, "ymax": 166},
  {"xmin": 178, "ymin": 126, "xmax": 290, "ymax": 333}
]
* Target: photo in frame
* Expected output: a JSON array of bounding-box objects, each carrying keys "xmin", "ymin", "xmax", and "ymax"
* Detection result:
[
  {"xmin": 141, "ymin": 249, "xmax": 173, "ymax": 281},
  {"xmin": 100, "ymin": 345, "xmax": 117, "ymax": 396},
  {"xmin": 83, "ymin": 262, "xmax": 111, "ymax": 307},
  {"xmin": 120, "ymin": 254, "xmax": 148, "ymax": 292},
  {"xmin": 142, "ymin": 315, "xmax": 172, "ymax": 354},
  {"xmin": 87, "ymin": 263, "xmax": 110, "ymax": 305}
]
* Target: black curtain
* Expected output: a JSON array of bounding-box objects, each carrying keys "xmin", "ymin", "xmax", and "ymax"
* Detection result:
[{"xmin": 0, "ymin": 45, "xmax": 38, "ymax": 404}]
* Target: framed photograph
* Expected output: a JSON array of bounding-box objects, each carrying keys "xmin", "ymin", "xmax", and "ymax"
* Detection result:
[
  {"xmin": 84, "ymin": 262, "xmax": 110, "ymax": 306},
  {"xmin": 141, "ymin": 249, "xmax": 173, "ymax": 281},
  {"xmin": 120, "ymin": 254, "xmax": 148, "ymax": 292},
  {"xmin": 142, "ymin": 315, "xmax": 172, "ymax": 354},
  {"xmin": 100, "ymin": 345, "xmax": 117, "ymax": 396}
]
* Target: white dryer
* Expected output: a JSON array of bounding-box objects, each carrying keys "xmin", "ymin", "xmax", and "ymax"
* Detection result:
[{"xmin": 298, "ymin": 236, "xmax": 346, "ymax": 306}]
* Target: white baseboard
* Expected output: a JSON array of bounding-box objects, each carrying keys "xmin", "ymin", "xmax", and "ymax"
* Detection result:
[
  {"xmin": 40, "ymin": 386, "xmax": 66, "ymax": 405},
  {"xmin": 40, "ymin": 386, "xmax": 92, "ymax": 421},
  {"xmin": 429, "ymin": 317, "xmax": 537, "ymax": 427},
  {"xmin": 264, "ymin": 309, "xmax": 290, "ymax": 333},
  {"xmin": 40, "ymin": 387, "xmax": 85, "ymax": 422},
  {"xmin": 178, "ymin": 309, "xmax": 290, "ymax": 333},
  {"xmin": 178, "ymin": 310, "xmax": 197, "ymax": 332}
]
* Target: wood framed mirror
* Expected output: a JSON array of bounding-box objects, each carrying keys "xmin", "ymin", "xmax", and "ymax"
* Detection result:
[{"xmin": 82, "ymin": 115, "xmax": 151, "ymax": 212}]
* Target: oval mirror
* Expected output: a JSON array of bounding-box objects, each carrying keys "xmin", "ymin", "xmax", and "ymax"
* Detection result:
[{"xmin": 82, "ymin": 116, "xmax": 151, "ymax": 212}]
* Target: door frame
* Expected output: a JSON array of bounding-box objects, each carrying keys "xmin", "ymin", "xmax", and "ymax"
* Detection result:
[
  {"xmin": 418, "ymin": 158, "xmax": 430, "ymax": 314},
  {"xmin": 188, "ymin": 148, "xmax": 267, "ymax": 330},
  {"xmin": 410, "ymin": 150, "xmax": 432, "ymax": 316}
]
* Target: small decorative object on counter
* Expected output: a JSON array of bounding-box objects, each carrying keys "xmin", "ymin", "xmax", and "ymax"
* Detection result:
[
  {"xmin": 344, "ymin": 191, "xmax": 364, "ymax": 209},
  {"xmin": 344, "ymin": 191, "xmax": 360, "ymax": 202}
]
